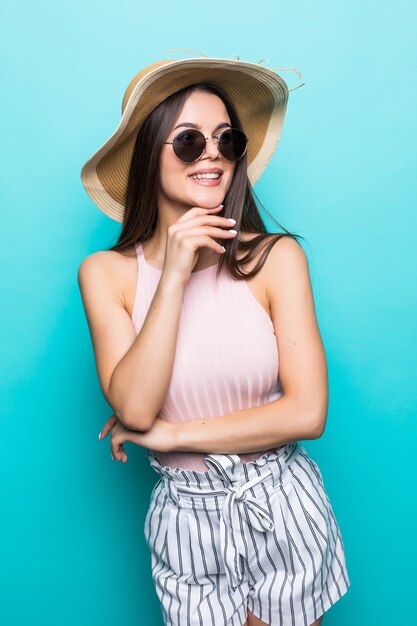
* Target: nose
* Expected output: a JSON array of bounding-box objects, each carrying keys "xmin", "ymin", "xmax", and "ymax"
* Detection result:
[{"xmin": 203, "ymin": 136, "xmax": 220, "ymax": 159}]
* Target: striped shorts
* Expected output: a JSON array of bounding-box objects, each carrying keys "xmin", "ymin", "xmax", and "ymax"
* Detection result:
[{"xmin": 143, "ymin": 442, "xmax": 350, "ymax": 626}]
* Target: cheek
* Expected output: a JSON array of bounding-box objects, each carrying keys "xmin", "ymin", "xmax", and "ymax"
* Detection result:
[{"xmin": 159, "ymin": 156, "xmax": 182, "ymax": 193}]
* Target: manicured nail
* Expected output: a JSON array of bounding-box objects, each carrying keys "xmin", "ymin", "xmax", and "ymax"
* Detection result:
[
  {"xmin": 98, "ymin": 431, "xmax": 101, "ymax": 439},
  {"xmin": 229, "ymin": 229, "xmax": 237, "ymax": 234},
  {"xmin": 227, "ymin": 218, "xmax": 236, "ymax": 224},
  {"xmin": 220, "ymin": 246, "xmax": 226, "ymax": 252},
  {"xmin": 111, "ymin": 453, "xmax": 114, "ymax": 460}
]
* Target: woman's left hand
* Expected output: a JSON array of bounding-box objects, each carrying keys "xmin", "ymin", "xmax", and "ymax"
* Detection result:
[
  {"xmin": 99, "ymin": 414, "xmax": 178, "ymax": 462},
  {"xmin": 98, "ymin": 414, "xmax": 133, "ymax": 462}
]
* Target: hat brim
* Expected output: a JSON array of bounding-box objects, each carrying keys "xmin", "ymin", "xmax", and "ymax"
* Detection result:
[{"xmin": 80, "ymin": 57, "xmax": 289, "ymax": 223}]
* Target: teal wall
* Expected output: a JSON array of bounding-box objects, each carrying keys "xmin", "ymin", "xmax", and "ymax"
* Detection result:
[{"xmin": 1, "ymin": 1, "xmax": 416, "ymax": 624}]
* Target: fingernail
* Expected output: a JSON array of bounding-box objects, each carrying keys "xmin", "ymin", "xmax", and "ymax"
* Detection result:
[
  {"xmin": 111, "ymin": 453, "xmax": 114, "ymax": 460},
  {"xmin": 219, "ymin": 204, "xmax": 224, "ymax": 208},
  {"xmin": 98, "ymin": 431, "xmax": 101, "ymax": 439},
  {"xmin": 229, "ymin": 229, "xmax": 237, "ymax": 234},
  {"xmin": 227, "ymin": 218, "xmax": 236, "ymax": 224}
]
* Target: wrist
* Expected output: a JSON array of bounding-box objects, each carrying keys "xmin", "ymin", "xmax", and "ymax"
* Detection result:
[
  {"xmin": 126, "ymin": 425, "xmax": 148, "ymax": 445},
  {"xmin": 159, "ymin": 273, "xmax": 187, "ymax": 292}
]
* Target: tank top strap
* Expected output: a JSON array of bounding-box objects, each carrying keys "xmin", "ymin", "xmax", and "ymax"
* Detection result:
[
  {"xmin": 135, "ymin": 241, "xmax": 146, "ymax": 272},
  {"xmin": 132, "ymin": 242, "xmax": 157, "ymax": 332},
  {"xmin": 134, "ymin": 242, "xmax": 148, "ymax": 296}
]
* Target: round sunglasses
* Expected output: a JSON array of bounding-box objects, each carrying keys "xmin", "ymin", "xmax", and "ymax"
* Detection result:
[{"xmin": 163, "ymin": 128, "xmax": 248, "ymax": 163}]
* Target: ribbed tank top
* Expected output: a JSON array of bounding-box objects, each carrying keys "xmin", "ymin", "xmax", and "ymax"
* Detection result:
[{"xmin": 131, "ymin": 242, "xmax": 282, "ymax": 471}]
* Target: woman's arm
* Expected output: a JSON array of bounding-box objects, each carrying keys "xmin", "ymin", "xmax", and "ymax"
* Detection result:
[
  {"xmin": 78, "ymin": 206, "xmax": 235, "ymax": 433},
  {"xmin": 78, "ymin": 251, "xmax": 185, "ymax": 431},
  {"xmin": 169, "ymin": 236, "xmax": 328, "ymax": 453},
  {"xmin": 101, "ymin": 236, "xmax": 328, "ymax": 457},
  {"xmin": 170, "ymin": 395, "xmax": 324, "ymax": 454}
]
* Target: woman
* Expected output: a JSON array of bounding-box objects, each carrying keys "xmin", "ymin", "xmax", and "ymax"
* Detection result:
[{"xmin": 78, "ymin": 57, "xmax": 350, "ymax": 626}]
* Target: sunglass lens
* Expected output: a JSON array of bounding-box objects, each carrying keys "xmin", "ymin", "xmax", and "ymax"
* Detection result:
[
  {"xmin": 219, "ymin": 129, "xmax": 248, "ymax": 161},
  {"xmin": 172, "ymin": 130, "xmax": 205, "ymax": 162}
]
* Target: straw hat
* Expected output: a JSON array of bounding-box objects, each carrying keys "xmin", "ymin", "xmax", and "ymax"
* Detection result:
[{"xmin": 80, "ymin": 55, "xmax": 304, "ymax": 223}]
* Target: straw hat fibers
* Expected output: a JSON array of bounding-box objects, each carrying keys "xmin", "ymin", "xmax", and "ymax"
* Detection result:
[{"xmin": 80, "ymin": 55, "xmax": 304, "ymax": 223}]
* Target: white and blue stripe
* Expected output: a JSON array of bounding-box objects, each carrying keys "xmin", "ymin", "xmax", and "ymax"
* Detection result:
[{"xmin": 143, "ymin": 442, "xmax": 350, "ymax": 626}]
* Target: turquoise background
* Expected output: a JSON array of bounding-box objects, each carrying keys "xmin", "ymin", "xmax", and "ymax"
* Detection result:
[{"xmin": 1, "ymin": 1, "xmax": 416, "ymax": 624}]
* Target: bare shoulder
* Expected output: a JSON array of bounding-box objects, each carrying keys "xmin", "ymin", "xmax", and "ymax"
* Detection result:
[
  {"xmin": 263, "ymin": 234, "xmax": 319, "ymax": 339},
  {"xmin": 78, "ymin": 248, "xmax": 132, "ymax": 279},
  {"xmin": 263, "ymin": 235, "xmax": 309, "ymax": 290},
  {"xmin": 77, "ymin": 247, "xmax": 136, "ymax": 310},
  {"xmin": 238, "ymin": 231, "xmax": 308, "ymax": 284},
  {"xmin": 260, "ymin": 235, "xmax": 327, "ymax": 433},
  {"xmin": 77, "ymin": 247, "xmax": 139, "ymax": 407},
  {"xmin": 265, "ymin": 234, "xmax": 307, "ymax": 266}
]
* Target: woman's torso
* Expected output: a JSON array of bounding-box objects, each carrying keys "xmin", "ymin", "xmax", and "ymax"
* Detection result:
[{"xmin": 111, "ymin": 233, "xmax": 280, "ymax": 471}]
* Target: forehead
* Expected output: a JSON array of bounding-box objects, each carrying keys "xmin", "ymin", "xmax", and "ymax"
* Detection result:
[{"xmin": 174, "ymin": 90, "xmax": 231, "ymax": 124}]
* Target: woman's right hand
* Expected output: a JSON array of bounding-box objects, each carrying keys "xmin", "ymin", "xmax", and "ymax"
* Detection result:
[{"xmin": 161, "ymin": 205, "xmax": 238, "ymax": 285}]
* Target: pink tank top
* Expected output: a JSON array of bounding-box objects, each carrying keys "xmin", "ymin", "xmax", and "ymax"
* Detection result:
[{"xmin": 131, "ymin": 242, "xmax": 282, "ymax": 471}]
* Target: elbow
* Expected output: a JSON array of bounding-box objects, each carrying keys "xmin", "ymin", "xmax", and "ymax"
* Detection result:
[
  {"xmin": 118, "ymin": 408, "xmax": 154, "ymax": 431},
  {"xmin": 309, "ymin": 418, "xmax": 326, "ymax": 440},
  {"xmin": 303, "ymin": 407, "xmax": 327, "ymax": 440},
  {"xmin": 106, "ymin": 401, "xmax": 154, "ymax": 433},
  {"xmin": 107, "ymin": 378, "xmax": 154, "ymax": 431}
]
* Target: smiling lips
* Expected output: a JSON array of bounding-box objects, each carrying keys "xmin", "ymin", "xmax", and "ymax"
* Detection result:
[{"xmin": 188, "ymin": 168, "xmax": 223, "ymax": 186}]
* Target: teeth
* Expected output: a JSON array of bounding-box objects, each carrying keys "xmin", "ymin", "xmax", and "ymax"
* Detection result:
[{"xmin": 189, "ymin": 173, "xmax": 221, "ymax": 180}]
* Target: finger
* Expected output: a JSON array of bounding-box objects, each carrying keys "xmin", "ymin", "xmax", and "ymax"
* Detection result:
[
  {"xmin": 181, "ymin": 225, "xmax": 238, "ymax": 241},
  {"xmin": 116, "ymin": 442, "xmax": 127, "ymax": 462},
  {"xmin": 174, "ymin": 214, "xmax": 234, "ymax": 233},
  {"xmin": 112, "ymin": 442, "xmax": 124, "ymax": 462},
  {"xmin": 185, "ymin": 233, "xmax": 233, "ymax": 255},
  {"xmin": 119, "ymin": 444, "xmax": 128, "ymax": 463},
  {"xmin": 100, "ymin": 414, "xmax": 118, "ymax": 439},
  {"xmin": 111, "ymin": 442, "xmax": 119, "ymax": 461},
  {"xmin": 115, "ymin": 441, "xmax": 121, "ymax": 460}
]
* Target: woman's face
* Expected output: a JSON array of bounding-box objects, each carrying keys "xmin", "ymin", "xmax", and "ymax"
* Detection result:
[{"xmin": 158, "ymin": 90, "xmax": 236, "ymax": 212}]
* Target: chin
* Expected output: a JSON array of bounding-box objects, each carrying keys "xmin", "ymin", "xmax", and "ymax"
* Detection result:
[{"xmin": 188, "ymin": 191, "xmax": 225, "ymax": 209}]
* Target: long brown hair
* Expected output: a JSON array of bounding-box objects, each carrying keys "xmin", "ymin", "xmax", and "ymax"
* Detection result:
[{"xmin": 108, "ymin": 83, "xmax": 304, "ymax": 279}]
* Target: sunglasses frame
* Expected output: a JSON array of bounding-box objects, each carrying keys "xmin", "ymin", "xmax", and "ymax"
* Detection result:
[{"xmin": 163, "ymin": 127, "xmax": 249, "ymax": 163}]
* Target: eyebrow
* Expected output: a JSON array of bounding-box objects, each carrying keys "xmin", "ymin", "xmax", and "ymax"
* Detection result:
[{"xmin": 171, "ymin": 122, "xmax": 232, "ymax": 132}]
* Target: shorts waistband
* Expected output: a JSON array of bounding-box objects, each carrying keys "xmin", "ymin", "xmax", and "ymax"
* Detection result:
[
  {"xmin": 146, "ymin": 442, "xmax": 301, "ymax": 591},
  {"xmin": 146, "ymin": 442, "xmax": 301, "ymax": 506}
]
